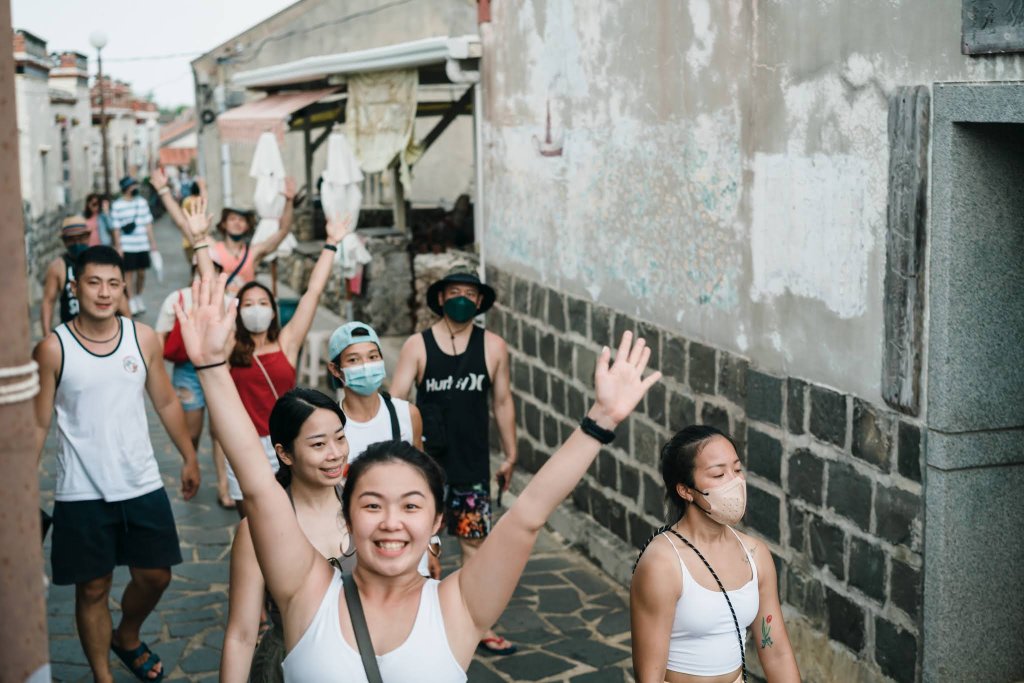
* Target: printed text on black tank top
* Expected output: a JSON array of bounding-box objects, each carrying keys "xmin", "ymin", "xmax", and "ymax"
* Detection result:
[{"xmin": 423, "ymin": 372, "xmax": 487, "ymax": 393}]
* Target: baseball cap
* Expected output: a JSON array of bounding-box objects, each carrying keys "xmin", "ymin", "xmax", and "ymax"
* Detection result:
[{"xmin": 329, "ymin": 321, "xmax": 382, "ymax": 363}]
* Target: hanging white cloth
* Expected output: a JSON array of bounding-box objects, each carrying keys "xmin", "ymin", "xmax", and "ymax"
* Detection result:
[
  {"xmin": 344, "ymin": 69, "xmax": 418, "ymax": 193},
  {"xmin": 249, "ymin": 131, "xmax": 297, "ymax": 261}
]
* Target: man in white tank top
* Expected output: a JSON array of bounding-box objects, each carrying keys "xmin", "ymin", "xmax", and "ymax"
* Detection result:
[{"xmin": 32, "ymin": 246, "xmax": 200, "ymax": 682}]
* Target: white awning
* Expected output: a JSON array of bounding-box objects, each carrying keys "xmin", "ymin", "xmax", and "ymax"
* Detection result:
[{"xmin": 231, "ymin": 35, "xmax": 481, "ymax": 89}]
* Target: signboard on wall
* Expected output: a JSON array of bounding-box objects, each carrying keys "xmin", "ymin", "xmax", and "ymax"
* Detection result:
[{"xmin": 963, "ymin": 0, "xmax": 1024, "ymax": 54}]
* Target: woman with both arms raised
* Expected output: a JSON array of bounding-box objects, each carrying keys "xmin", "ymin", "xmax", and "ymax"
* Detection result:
[{"xmin": 175, "ymin": 273, "xmax": 660, "ymax": 682}]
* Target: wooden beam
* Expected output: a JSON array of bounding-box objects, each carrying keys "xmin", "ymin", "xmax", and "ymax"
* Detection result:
[
  {"xmin": 391, "ymin": 163, "xmax": 407, "ymax": 236},
  {"xmin": 311, "ymin": 124, "xmax": 334, "ymax": 154},
  {"xmin": 414, "ymin": 86, "xmax": 474, "ymax": 163},
  {"xmin": 303, "ymin": 116, "xmax": 314, "ymax": 223}
]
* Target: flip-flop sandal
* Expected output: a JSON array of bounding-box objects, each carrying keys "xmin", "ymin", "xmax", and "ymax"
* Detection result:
[
  {"xmin": 477, "ymin": 636, "xmax": 518, "ymax": 656},
  {"xmin": 110, "ymin": 632, "xmax": 164, "ymax": 681}
]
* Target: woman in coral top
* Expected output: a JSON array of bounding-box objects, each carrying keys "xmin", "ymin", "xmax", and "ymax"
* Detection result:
[{"xmin": 150, "ymin": 167, "xmax": 296, "ymax": 295}]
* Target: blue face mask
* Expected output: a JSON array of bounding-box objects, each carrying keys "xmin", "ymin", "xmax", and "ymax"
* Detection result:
[{"xmin": 342, "ymin": 361, "xmax": 386, "ymax": 396}]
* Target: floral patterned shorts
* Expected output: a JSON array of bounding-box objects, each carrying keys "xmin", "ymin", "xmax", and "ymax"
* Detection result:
[{"xmin": 446, "ymin": 481, "xmax": 492, "ymax": 539}]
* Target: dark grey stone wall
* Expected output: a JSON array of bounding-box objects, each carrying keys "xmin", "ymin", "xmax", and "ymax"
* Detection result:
[
  {"xmin": 25, "ymin": 203, "xmax": 64, "ymax": 308},
  {"xmin": 487, "ymin": 263, "xmax": 926, "ymax": 683}
]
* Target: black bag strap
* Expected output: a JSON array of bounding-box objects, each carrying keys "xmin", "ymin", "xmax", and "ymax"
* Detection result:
[
  {"xmin": 380, "ymin": 391, "xmax": 401, "ymax": 439},
  {"xmin": 225, "ymin": 242, "xmax": 250, "ymax": 286},
  {"xmin": 342, "ymin": 571, "xmax": 385, "ymax": 683},
  {"xmin": 665, "ymin": 529, "xmax": 747, "ymax": 683}
]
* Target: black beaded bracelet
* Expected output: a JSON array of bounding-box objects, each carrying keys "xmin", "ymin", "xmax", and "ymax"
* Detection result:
[
  {"xmin": 323, "ymin": 243, "xmax": 338, "ymax": 252},
  {"xmin": 580, "ymin": 416, "xmax": 615, "ymax": 444},
  {"xmin": 194, "ymin": 360, "xmax": 227, "ymax": 371}
]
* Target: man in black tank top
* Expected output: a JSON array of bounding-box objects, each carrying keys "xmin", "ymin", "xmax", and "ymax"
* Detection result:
[
  {"xmin": 392, "ymin": 264, "xmax": 520, "ymax": 655},
  {"xmin": 39, "ymin": 215, "xmax": 91, "ymax": 334}
]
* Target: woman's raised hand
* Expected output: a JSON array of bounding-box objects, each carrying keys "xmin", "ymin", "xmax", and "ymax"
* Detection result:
[
  {"xmin": 183, "ymin": 195, "xmax": 213, "ymax": 243},
  {"xmin": 325, "ymin": 213, "xmax": 352, "ymax": 245},
  {"xmin": 151, "ymin": 166, "xmax": 168, "ymax": 190},
  {"xmin": 174, "ymin": 274, "xmax": 238, "ymax": 368},
  {"xmin": 282, "ymin": 177, "xmax": 297, "ymax": 200},
  {"xmin": 590, "ymin": 332, "xmax": 662, "ymax": 428}
]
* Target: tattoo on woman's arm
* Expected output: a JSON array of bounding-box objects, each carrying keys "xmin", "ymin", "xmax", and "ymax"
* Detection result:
[{"xmin": 760, "ymin": 615, "xmax": 775, "ymax": 648}]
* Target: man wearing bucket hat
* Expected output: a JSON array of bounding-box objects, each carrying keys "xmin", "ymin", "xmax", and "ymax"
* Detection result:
[
  {"xmin": 110, "ymin": 175, "xmax": 157, "ymax": 316},
  {"xmin": 392, "ymin": 264, "xmax": 519, "ymax": 655},
  {"xmin": 40, "ymin": 215, "xmax": 130, "ymax": 334}
]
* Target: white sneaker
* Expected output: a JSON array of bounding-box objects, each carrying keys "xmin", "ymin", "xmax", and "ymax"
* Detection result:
[
  {"xmin": 135, "ymin": 297, "xmax": 147, "ymax": 315},
  {"xmin": 128, "ymin": 297, "xmax": 139, "ymax": 315}
]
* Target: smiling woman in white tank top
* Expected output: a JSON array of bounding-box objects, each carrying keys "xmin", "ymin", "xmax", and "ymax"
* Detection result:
[
  {"xmin": 177, "ymin": 276, "xmax": 660, "ymax": 683},
  {"xmin": 631, "ymin": 426, "xmax": 800, "ymax": 683}
]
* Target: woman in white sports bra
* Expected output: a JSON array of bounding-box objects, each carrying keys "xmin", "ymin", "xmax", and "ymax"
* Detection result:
[
  {"xmin": 631, "ymin": 426, "xmax": 800, "ymax": 683},
  {"xmin": 176, "ymin": 275, "xmax": 660, "ymax": 683}
]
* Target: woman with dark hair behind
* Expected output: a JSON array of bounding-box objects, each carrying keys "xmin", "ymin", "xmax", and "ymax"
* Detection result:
[
  {"xmin": 630, "ymin": 426, "xmax": 800, "ymax": 683},
  {"xmin": 82, "ymin": 192, "xmax": 113, "ymax": 247},
  {"xmin": 221, "ymin": 388, "xmax": 356, "ymax": 683},
  {"xmin": 223, "ymin": 215, "xmax": 351, "ymax": 516},
  {"xmin": 176, "ymin": 275, "xmax": 658, "ymax": 681}
]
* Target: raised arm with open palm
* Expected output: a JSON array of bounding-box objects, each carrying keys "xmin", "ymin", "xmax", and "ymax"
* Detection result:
[
  {"xmin": 447, "ymin": 332, "xmax": 662, "ymax": 647},
  {"xmin": 173, "ymin": 275, "xmax": 324, "ymax": 609}
]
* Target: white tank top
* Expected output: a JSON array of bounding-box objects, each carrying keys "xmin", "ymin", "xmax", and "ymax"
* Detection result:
[
  {"xmin": 53, "ymin": 318, "xmax": 162, "ymax": 502},
  {"xmin": 282, "ymin": 570, "xmax": 466, "ymax": 683},
  {"xmin": 663, "ymin": 527, "xmax": 760, "ymax": 676},
  {"xmin": 343, "ymin": 394, "xmax": 414, "ymax": 462}
]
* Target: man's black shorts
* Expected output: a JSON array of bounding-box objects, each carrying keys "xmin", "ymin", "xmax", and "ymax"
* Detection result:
[
  {"xmin": 122, "ymin": 250, "xmax": 151, "ymax": 272},
  {"xmin": 51, "ymin": 488, "xmax": 182, "ymax": 586}
]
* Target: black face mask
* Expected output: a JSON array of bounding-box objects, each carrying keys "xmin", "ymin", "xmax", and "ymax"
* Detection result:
[
  {"xmin": 128, "ymin": 188, "xmax": 139, "ymax": 198},
  {"xmin": 227, "ymin": 232, "xmax": 247, "ymax": 242}
]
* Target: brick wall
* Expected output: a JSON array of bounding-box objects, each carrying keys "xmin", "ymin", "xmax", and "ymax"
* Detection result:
[{"xmin": 485, "ymin": 263, "xmax": 925, "ymax": 683}]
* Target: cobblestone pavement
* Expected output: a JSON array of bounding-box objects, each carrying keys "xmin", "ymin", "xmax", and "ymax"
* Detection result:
[{"xmin": 38, "ymin": 216, "xmax": 635, "ymax": 682}]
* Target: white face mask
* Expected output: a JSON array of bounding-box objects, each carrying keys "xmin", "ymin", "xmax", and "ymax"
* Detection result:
[
  {"xmin": 695, "ymin": 477, "xmax": 747, "ymax": 526},
  {"xmin": 240, "ymin": 304, "xmax": 275, "ymax": 333}
]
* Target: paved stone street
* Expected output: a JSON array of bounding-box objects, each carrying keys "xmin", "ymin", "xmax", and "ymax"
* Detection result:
[{"xmin": 38, "ymin": 216, "xmax": 635, "ymax": 682}]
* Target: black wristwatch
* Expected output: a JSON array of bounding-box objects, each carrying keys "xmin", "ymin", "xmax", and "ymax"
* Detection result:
[{"xmin": 579, "ymin": 416, "xmax": 616, "ymax": 444}]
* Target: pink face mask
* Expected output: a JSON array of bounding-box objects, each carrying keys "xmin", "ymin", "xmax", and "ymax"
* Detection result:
[{"xmin": 695, "ymin": 476, "xmax": 747, "ymax": 526}]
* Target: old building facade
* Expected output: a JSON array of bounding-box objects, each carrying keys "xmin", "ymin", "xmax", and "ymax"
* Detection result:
[{"xmin": 477, "ymin": 2, "xmax": 1024, "ymax": 682}]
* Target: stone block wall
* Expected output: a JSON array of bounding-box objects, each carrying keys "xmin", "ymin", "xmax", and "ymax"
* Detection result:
[
  {"xmin": 25, "ymin": 203, "xmax": 64, "ymax": 307},
  {"xmin": 274, "ymin": 234, "xmax": 414, "ymax": 336},
  {"xmin": 485, "ymin": 263, "xmax": 926, "ymax": 683}
]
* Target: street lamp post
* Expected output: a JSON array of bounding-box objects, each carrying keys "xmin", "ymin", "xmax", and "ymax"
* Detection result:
[{"xmin": 89, "ymin": 31, "xmax": 110, "ymax": 197}]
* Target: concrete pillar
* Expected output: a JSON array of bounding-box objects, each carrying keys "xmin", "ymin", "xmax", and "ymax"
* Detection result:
[
  {"xmin": 0, "ymin": 2, "xmax": 51, "ymax": 679},
  {"xmin": 924, "ymin": 82, "xmax": 1024, "ymax": 682}
]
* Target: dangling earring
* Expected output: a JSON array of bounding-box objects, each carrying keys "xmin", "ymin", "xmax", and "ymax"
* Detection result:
[
  {"xmin": 340, "ymin": 531, "xmax": 356, "ymax": 558},
  {"xmin": 427, "ymin": 534, "xmax": 442, "ymax": 558}
]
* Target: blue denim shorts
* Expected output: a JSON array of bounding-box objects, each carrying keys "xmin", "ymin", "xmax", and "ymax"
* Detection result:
[{"xmin": 172, "ymin": 361, "xmax": 205, "ymax": 411}]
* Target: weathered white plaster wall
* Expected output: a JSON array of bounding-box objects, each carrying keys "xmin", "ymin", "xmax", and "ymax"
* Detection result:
[{"xmin": 481, "ymin": 0, "xmax": 1024, "ymax": 401}]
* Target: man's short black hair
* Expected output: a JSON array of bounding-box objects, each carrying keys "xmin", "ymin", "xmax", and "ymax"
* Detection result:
[{"xmin": 74, "ymin": 245, "xmax": 124, "ymax": 280}]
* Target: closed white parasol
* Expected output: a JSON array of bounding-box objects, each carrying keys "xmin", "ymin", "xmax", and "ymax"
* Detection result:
[{"xmin": 249, "ymin": 131, "xmax": 297, "ymax": 261}]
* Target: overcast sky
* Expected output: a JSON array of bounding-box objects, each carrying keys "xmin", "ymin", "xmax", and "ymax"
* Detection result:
[{"xmin": 12, "ymin": 0, "xmax": 294, "ymax": 108}]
